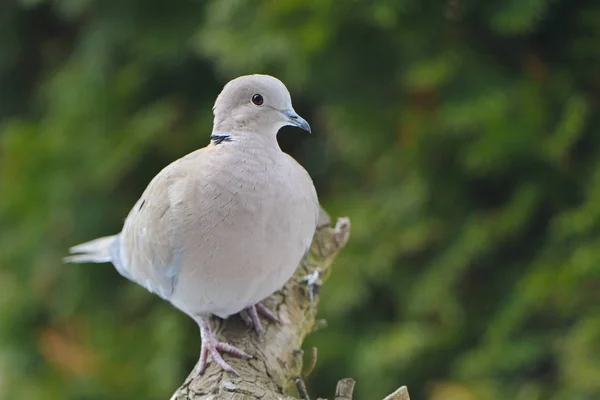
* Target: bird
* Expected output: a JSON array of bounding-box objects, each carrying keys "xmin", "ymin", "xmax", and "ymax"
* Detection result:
[{"xmin": 65, "ymin": 74, "xmax": 319, "ymax": 376}]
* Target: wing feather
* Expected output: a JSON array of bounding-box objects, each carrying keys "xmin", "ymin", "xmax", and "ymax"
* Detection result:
[{"xmin": 119, "ymin": 149, "xmax": 205, "ymax": 300}]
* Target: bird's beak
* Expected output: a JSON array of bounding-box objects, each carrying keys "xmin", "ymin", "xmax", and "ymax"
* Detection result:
[{"xmin": 281, "ymin": 109, "xmax": 311, "ymax": 133}]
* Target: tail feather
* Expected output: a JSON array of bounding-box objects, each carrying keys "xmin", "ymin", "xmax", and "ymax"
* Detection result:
[{"xmin": 64, "ymin": 235, "xmax": 117, "ymax": 264}]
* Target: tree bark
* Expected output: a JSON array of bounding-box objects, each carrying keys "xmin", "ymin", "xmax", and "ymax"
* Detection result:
[{"xmin": 170, "ymin": 208, "xmax": 409, "ymax": 400}]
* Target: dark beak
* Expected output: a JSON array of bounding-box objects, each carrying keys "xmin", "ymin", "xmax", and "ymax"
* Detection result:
[{"xmin": 281, "ymin": 109, "xmax": 311, "ymax": 133}]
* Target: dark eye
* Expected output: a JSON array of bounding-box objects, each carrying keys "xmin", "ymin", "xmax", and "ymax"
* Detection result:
[{"xmin": 251, "ymin": 94, "xmax": 264, "ymax": 106}]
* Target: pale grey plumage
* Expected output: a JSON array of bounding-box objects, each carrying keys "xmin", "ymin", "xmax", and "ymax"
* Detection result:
[{"xmin": 65, "ymin": 74, "xmax": 319, "ymax": 376}]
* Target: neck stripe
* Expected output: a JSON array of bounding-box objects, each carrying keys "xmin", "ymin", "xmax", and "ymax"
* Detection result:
[{"xmin": 210, "ymin": 133, "xmax": 233, "ymax": 145}]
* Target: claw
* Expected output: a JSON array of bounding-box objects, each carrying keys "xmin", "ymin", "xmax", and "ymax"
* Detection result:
[
  {"xmin": 240, "ymin": 302, "xmax": 280, "ymax": 336},
  {"xmin": 195, "ymin": 317, "xmax": 252, "ymax": 376},
  {"xmin": 247, "ymin": 304, "xmax": 265, "ymax": 336},
  {"xmin": 255, "ymin": 302, "xmax": 280, "ymax": 323}
]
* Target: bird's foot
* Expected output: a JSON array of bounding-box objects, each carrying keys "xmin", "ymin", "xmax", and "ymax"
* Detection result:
[
  {"xmin": 240, "ymin": 302, "xmax": 280, "ymax": 336},
  {"xmin": 255, "ymin": 302, "xmax": 280, "ymax": 323},
  {"xmin": 195, "ymin": 317, "xmax": 252, "ymax": 377}
]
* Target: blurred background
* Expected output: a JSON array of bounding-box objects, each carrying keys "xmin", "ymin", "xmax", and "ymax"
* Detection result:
[{"xmin": 1, "ymin": 0, "xmax": 600, "ymax": 399}]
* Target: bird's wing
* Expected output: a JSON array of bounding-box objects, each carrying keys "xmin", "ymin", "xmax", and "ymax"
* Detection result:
[
  {"xmin": 283, "ymin": 152, "xmax": 320, "ymax": 225},
  {"xmin": 118, "ymin": 148, "xmax": 206, "ymax": 300}
]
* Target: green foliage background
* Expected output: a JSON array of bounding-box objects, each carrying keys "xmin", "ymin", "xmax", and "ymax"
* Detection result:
[{"xmin": 1, "ymin": 0, "xmax": 600, "ymax": 399}]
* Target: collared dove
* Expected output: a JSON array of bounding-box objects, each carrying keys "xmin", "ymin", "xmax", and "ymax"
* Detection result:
[{"xmin": 65, "ymin": 74, "xmax": 319, "ymax": 376}]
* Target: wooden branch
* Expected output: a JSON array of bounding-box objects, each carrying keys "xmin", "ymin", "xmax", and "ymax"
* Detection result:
[
  {"xmin": 170, "ymin": 208, "xmax": 409, "ymax": 400},
  {"xmin": 334, "ymin": 378, "xmax": 355, "ymax": 400},
  {"xmin": 382, "ymin": 386, "xmax": 410, "ymax": 400}
]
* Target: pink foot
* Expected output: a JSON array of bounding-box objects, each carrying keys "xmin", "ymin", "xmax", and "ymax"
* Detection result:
[
  {"xmin": 255, "ymin": 302, "xmax": 280, "ymax": 323},
  {"xmin": 195, "ymin": 317, "xmax": 252, "ymax": 376},
  {"xmin": 240, "ymin": 302, "xmax": 280, "ymax": 336}
]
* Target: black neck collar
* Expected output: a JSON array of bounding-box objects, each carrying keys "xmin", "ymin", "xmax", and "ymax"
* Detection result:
[{"xmin": 210, "ymin": 133, "xmax": 233, "ymax": 145}]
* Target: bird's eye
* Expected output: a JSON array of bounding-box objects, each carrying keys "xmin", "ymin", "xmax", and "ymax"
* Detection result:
[{"xmin": 251, "ymin": 94, "xmax": 264, "ymax": 106}]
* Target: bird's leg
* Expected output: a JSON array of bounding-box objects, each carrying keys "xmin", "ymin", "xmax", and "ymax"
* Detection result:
[
  {"xmin": 194, "ymin": 316, "xmax": 252, "ymax": 377},
  {"xmin": 239, "ymin": 308, "xmax": 254, "ymax": 327},
  {"xmin": 240, "ymin": 302, "xmax": 280, "ymax": 336}
]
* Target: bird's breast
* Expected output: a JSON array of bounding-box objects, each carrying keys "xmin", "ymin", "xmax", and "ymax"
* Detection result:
[{"xmin": 170, "ymin": 150, "xmax": 317, "ymax": 318}]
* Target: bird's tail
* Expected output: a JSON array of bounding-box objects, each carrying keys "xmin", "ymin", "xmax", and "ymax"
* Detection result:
[{"xmin": 64, "ymin": 235, "xmax": 117, "ymax": 264}]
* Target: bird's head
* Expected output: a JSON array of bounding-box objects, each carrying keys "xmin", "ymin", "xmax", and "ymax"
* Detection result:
[{"xmin": 212, "ymin": 74, "xmax": 311, "ymax": 139}]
